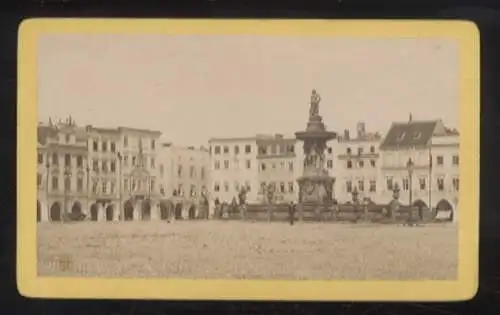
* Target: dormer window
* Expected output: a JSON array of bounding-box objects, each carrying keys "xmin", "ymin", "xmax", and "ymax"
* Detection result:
[
  {"xmin": 413, "ymin": 132, "xmax": 422, "ymax": 140},
  {"xmin": 396, "ymin": 132, "xmax": 406, "ymax": 142}
]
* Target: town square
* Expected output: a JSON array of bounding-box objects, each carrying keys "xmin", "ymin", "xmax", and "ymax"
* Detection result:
[{"xmin": 35, "ymin": 34, "xmax": 460, "ymax": 280}]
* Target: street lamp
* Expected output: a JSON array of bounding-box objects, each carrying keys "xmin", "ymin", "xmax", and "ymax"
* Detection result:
[
  {"xmin": 406, "ymin": 157, "xmax": 414, "ymax": 207},
  {"xmin": 45, "ymin": 161, "xmax": 50, "ymax": 221},
  {"xmin": 63, "ymin": 166, "xmax": 72, "ymax": 221}
]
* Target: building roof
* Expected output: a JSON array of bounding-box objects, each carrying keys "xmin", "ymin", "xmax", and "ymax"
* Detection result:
[
  {"xmin": 380, "ymin": 120, "xmax": 442, "ymax": 150},
  {"xmin": 37, "ymin": 125, "xmax": 58, "ymax": 145}
]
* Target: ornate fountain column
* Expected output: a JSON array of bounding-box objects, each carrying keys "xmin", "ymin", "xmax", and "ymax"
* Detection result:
[{"xmin": 295, "ymin": 90, "xmax": 337, "ymax": 221}]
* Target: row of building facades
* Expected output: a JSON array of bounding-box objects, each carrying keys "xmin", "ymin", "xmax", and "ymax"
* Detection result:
[{"xmin": 37, "ymin": 117, "xmax": 459, "ymax": 222}]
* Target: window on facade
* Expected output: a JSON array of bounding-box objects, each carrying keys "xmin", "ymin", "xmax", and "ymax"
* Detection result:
[
  {"xmin": 346, "ymin": 147, "xmax": 352, "ymax": 154},
  {"xmin": 150, "ymin": 158, "xmax": 155, "ymax": 169},
  {"xmin": 437, "ymin": 177, "xmax": 445, "ymax": 191},
  {"xmin": 214, "ymin": 160, "xmax": 220, "ymax": 170},
  {"xmin": 190, "ymin": 185, "xmax": 196, "ymax": 197},
  {"xmin": 288, "ymin": 144, "xmax": 295, "ymax": 154},
  {"xmin": 245, "ymin": 145, "xmax": 252, "ymax": 154},
  {"xmin": 258, "ymin": 145, "xmax": 267, "ymax": 155},
  {"xmin": 110, "ymin": 161, "xmax": 116, "ymax": 172},
  {"xmin": 358, "ymin": 180, "xmax": 364, "ymax": 192},
  {"xmin": 52, "ymin": 153, "xmax": 59, "ymax": 166},
  {"xmin": 223, "ymin": 146, "xmax": 229, "ymax": 154},
  {"xmin": 346, "ymin": 180, "xmax": 352, "ymax": 193},
  {"xmin": 370, "ymin": 146, "xmax": 375, "ymax": 153},
  {"xmin": 402, "ymin": 178, "xmax": 409, "ymax": 191},
  {"xmin": 261, "ymin": 163, "xmax": 266, "ymax": 171},
  {"xmin": 234, "ymin": 145, "xmax": 240, "ymax": 155},
  {"xmin": 370, "ymin": 159, "xmax": 376, "ymax": 167},
  {"xmin": 280, "ymin": 182, "xmax": 285, "ymax": 193},
  {"xmin": 102, "ymin": 141, "xmax": 107, "ymax": 152},
  {"xmin": 452, "ymin": 177, "xmax": 459, "ymax": 191},
  {"xmin": 64, "ymin": 177, "xmax": 71, "ymax": 191},
  {"xmin": 452, "ymin": 155, "xmax": 459, "ymax": 166},
  {"xmin": 214, "ymin": 146, "xmax": 221, "ymax": 154},
  {"xmin": 123, "ymin": 136, "xmax": 128, "ymax": 148},
  {"xmin": 214, "ymin": 182, "xmax": 220, "ymax": 192},
  {"xmin": 151, "ymin": 140, "xmax": 155, "ymax": 150},
  {"xmin": 369, "ymin": 180, "xmax": 376, "ymax": 192},
  {"xmin": 77, "ymin": 178, "xmax": 83, "ymax": 192},
  {"xmin": 102, "ymin": 161, "xmax": 108, "ymax": 172},
  {"xmin": 102, "ymin": 181, "xmax": 107, "ymax": 194},
  {"xmin": 327, "ymin": 147, "xmax": 333, "ymax": 154},
  {"xmin": 358, "ymin": 160, "xmax": 364, "ymax": 168},
  {"xmin": 64, "ymin": 154, "xmax": 71, "ymax": 167},
  {"xmin": 288, "ymin": 182, "xmax": 294, "ymax": 193},
  {"xmin": 160, "ymin": 185, "xmax": 165, "ymax": 196},
  {"xmin": 224, "ymin": 160, "xmax": 229, "ymax": 169},
  {"xmin": 177, "ymin": 165, "xmax": 182, "ymax": 176},
  {"xmin": 77, "ymin": 156, "xmax": 83, "ymax": 168},
  {"xmin": 38, "ymin": 153, "xmax": 43, "ymax": 164},
  {"xmin": 260, "ymin": 182, "xmax": 267, "ymax": 194},
  {"xmin": 124, "ymin": 156, "xmax": 128, "ymax": 166},
  {"xmin": 37, "ymin": 174, "xmax": 42, "ymax": 187},
  {"xmin": 246, "ymin": 160, "xmax": 251, "ymax": 169},
  {"xmin": 224, "ymin": 181, "xmax": 229, "ymax": 192},
  {"xmin": 357, "ymin": 147, "xmax": 363, "ymax": 155},
  {"xmin": 327, "ymin": 160, "xmax": 333, "ymax": 169},
  {"xmin": 419, "ymin": 177, "xmax": 426, "ymax": 190},
  {"xmin": 288, "ymin": 162, "xmax": 294, "ymax": 172},
  {"xmin": 92, "ymin": 181, "xmax": 98, "ymax": 193},
  {"xmin": 234, "ymin": 182, "xmax": 240, "ymax": 192},
  {"xmin": 437, "ymin": 156, "xmax": 444, "ymax": 166},
  {"xmin": 386, "ymin": 177, "xmax": 393, "ymax": 190},
  {"xmin": 132, "ymin": 156, "xmax": 136, "ymax": 166},
  {"xmin": 278, "ymin": 161, "xmax": 284, "ymax": 169},
  {"xmin": 110, "ymin": 142, "xmax": 116, "ymax": 152},
  {"xmin": 52, "ymin": 176, "xmax": 59, "ymax": 190},
  {"xmin": 93, "ymin": 160, "xmax": 98, "ymax": 171},
  {"xmin": 66, "ymin": 134, "xmax": 71, "ymax": 143},
  {"xmin": 93, "ymin": 140, "xmax": 98, "ymax": 151},
  {"xmin": 347, "ymin": 160, "xmax": 352, "ymax": 169},
  {"xmin": 190, "ymin": 166, "xmax": 195, "ymax": 178}
]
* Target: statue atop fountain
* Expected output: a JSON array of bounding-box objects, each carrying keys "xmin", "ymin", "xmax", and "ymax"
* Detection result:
[{"xmin": 295, "ymin": 89, "xmax": 337, "ymax": 209}]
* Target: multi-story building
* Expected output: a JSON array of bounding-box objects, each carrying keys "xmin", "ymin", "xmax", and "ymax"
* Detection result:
[
  {"xmin": 37, "ymin": 117, "xmax": 163, "ymax": 222},
  {"xmin": 157, "ymin": 143, "xmax": 210, "ymax": 218},
  {"xmin": 378, "ymin": 118, "xmax": 459, "ymax": 220},
  {"xmin": 255, "ymin": 134, "xmax": 299, "ymax": 203},
  {"xmin": 335, "ymin": 122, "xmax": 383, "ymax": 202},
  {"xmin": 37, "ymin": 117, "xmax": 90, "ymax": 222},
  {"xmin": 208, "ymin": 136, "xmax": 259, "ymax": 206}
]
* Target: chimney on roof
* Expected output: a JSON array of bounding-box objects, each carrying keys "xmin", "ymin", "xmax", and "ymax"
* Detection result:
[
  {"xmin": 344, "ymin": 129, "xmax": 350, "ymax": 141},
  {"xmin": 409, "ymin": 113, "xmax": 413, "ymax": 123},
  {"xmin": 356, "ymin": 122, "xmax": 366, "ymax": 139}
]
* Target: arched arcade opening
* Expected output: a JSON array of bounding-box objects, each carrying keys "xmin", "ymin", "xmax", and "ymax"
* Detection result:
[
  {"xmin": 90, "ymin": 203, "xmax": 99, "ymax": 221},
  {"xmin": 175, "ymin": 203, "xmax": 183, "ymax": 219},
  {"xmin": 124, "ymin": 201, "xmax": 134, "ymax": 221},
  {"xmin": 188, "ymin": 204, "xmax": 196, "ymax": 220},
  {"xmin": 50, "ymin": 202, "xmax": 61, "ymax": 222},
  {"xmin": 141, "ymin": 200, "xmax": 152, "ymax": 221},
  {"xmin": 106, "ymin": 204, "xmax": 114, "ymax": 221}
]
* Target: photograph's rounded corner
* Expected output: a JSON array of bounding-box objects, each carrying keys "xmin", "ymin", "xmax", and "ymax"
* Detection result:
[
  {"xmin": 18, "ymin": 18, "xmax": 41, "ymax": 40},
  {"xmin": 16, "ymin": 275, "xmax": 41, "ymax": 300}
]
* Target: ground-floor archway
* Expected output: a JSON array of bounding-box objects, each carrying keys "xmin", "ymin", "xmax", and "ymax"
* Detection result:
[
  {"xmin": 105, "ymin": 204, "xmax": 114, "ymax": 221},
  {"xmin": 175, "ymin": 203, "xmax": 183, "ymax": 219},
  {"xmin": 412, "ymin": 199, "xmax": 428, "ymax": 209},
  {"xmin": 188, "ymin": 204, "xmax": 196, "ymax": 220},
  {"xmin": 436, "ymin": 199, "xmax": 454, "ymax": 221},
  {"xmin": 50, "ymin": 202, "xmax": 61, "ymax": 222},
  {"xmin": 141, "ymin": 200, "xmax": 151, "ymax": 220},
  {"xmin": 124, "ymin": 201, "xmax": 134, "ymax": 221},
  {"xmin": 71, "ymin": 201, "xmax": 83, "ymax": 215},
  {"xmin": 160, "ymin": 201, "xmax": 170, "ymax": 220},
  {"xmin": 37, "ymin": 200, "xmax": 41, "ymax": 222},
  {"xmin": 90, "ymin": 203, "xmax": 99, "ymax": 221}
]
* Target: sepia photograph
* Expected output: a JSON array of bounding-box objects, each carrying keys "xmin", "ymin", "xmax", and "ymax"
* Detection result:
[{"xmin": 18, "ymin": 20, "xmax": 479, "ymax": 300}]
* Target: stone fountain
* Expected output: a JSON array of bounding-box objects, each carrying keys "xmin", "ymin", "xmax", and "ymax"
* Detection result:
[{"xmin": 295, "ymin": 90, "xmax": 337, "ymax": 219}]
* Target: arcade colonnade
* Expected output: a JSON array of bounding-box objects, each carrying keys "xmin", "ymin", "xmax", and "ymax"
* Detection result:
[{"xmin": 36, "ymin": 197, "xmax": 201, "ymax": 222}]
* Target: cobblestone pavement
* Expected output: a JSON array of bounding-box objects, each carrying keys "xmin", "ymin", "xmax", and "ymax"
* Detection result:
[{"xmin": 37, "ymin": 221, "xmax": 458, "ymax": 280}]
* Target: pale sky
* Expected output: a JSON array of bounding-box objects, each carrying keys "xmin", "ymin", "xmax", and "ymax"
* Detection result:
[{"xmin": 38, "ymin": 34, "xmax": 459, "ymax": 147}]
